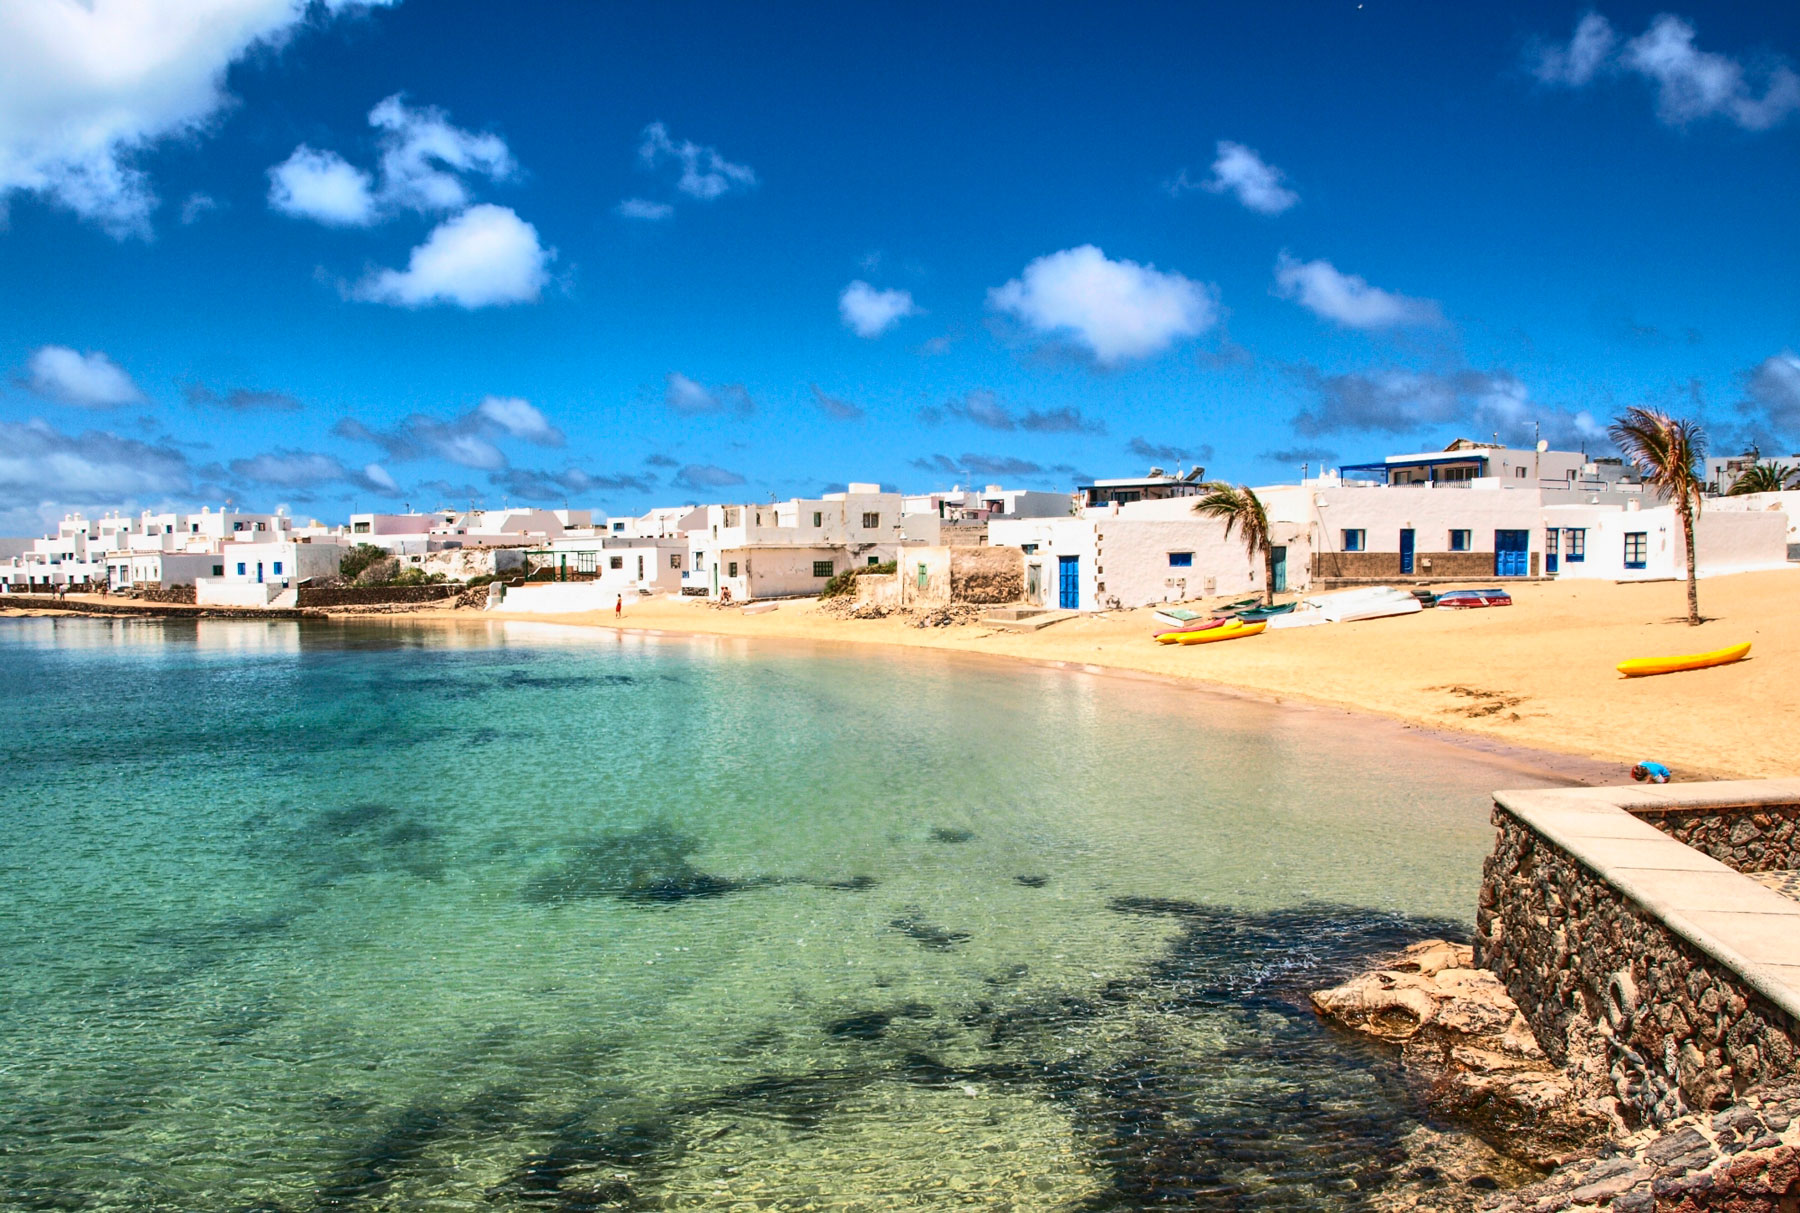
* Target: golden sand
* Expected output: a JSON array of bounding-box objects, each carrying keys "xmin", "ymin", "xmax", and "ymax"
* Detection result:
[
  {"xmin": 13, "ymin": 569, "xmax": 1795, "ymax": 779},
  {"xmin": 464, "ymin": 569, "xmax": 1800, "ymax": 781}
]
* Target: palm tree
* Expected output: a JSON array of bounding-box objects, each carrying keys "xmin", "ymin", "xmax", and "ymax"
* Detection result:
[
  {"xmin": 1193, "ymin": 482, "xmax": 1276, "ymax": 606},
  {"xmin": 1727, "ymin": 463, "xmax": 1795, "ymax": 496},
  {"xmin": 1608, "ymin": 407, "xmax": 1706, "ymax": 626}
]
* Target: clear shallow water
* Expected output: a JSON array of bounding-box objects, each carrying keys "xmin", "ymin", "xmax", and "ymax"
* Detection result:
[{"xmin": 0, "ymin": 617, "xmax": 1565, "ymax": 1211}]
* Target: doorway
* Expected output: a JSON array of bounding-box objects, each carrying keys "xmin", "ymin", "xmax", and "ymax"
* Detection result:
[
  {"xmin": 1494, "ymin": 530, "xmax": 1529, "ymax": 577},
  {"xmin": 1399, "ymin": 529, "xmax": 1415, "ymax": 576},
  {"xmin": 1058, "ymin": 556, "xmax": 1079, "ymax": 610}
]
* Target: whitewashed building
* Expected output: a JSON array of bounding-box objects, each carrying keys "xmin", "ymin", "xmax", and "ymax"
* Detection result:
[{"xmin": 684, "ymin": 484, "xmax": 903, "ymax": 600}]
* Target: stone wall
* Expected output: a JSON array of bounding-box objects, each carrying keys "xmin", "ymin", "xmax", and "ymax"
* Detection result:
[
  {"xmin": 136, "ymin": 584, "xmax": 197, "ymax": 604},
  {"xmin": 1312, "ymin": 550, "xmax": 1534, "ymax": 579},
  {"xmin": 1477, "ymin": 806, "xmax": 1798, "ymax": 1128},
  {"xmin": 1635, "ymin": 804, "xmax": 1800, "ymax": 873},
  {"xmin": 948, "ymin": 545, "xmax": 1022, "ymax": 604},
  {"xmin": 295, "ymin": 584, "xmax": 460, "ymax": 608}
]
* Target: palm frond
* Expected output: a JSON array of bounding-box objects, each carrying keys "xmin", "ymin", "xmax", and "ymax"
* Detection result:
[
  {"xmin": 1608, "ymin": 406, "xmax": 1706, "ymax": 504},
  {"xmin": 1728, "ymin": 463, "xmax": 1794, "ymax": 495}
]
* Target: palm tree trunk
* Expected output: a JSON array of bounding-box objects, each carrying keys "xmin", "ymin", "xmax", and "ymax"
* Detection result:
[
  {"xmin": 1261, "ymin": 541, "xmax": 1275, "ymax": 606},
  {"xmin": 1680, "ymin": 495, "xmax": 1699, "ymax": 625}
]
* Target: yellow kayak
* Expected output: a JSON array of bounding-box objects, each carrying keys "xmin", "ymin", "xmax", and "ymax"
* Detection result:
[
  {"xmin": 1616, "ymin": 641, "xmax": 1750, "ymax": 678},
  {"xmin": 1160, "ymin": 620, "xmax": 1266, "ymax": 646}
]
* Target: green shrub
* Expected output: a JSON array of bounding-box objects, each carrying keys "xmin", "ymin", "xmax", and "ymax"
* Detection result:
[
  {"xmin": 820, "ymin": 560, "xmax": 896, "ymax": 599},
  {"xmin": 390, "ymin": 567, "xmax": 447, "ymax": 586},
  {"xmin": 339, "ymin": 543, "xmax": 390, "ymax": 581}
]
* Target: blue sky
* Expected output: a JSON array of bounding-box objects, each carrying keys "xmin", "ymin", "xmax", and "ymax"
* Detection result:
[{"xmin": 1, "ymin": 0, "xmax": 1796, "ymax": 530}]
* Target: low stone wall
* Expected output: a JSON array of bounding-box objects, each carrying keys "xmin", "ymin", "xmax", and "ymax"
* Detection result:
[
  {"xmin": 295, "ymin": 584, "xmax": 460, "ymax": 608},
  {"xmin": 1314, "ymin": 550, "xmax": 1518, "ymax": 579},
  {"xmin": 948, "ymin": 545, "xmax": 1022, "ymax": 604},
  {"xmin": 1635, "ymin": 804, "xmax": 1800, "ymax": 873},
  {"xmin": 136, "ymin": 584, "xmax": 197, "ymax": 604},
  {"xmin": 1477, "ymin": 791, "xmax": 1800, "ymax": 1130}
]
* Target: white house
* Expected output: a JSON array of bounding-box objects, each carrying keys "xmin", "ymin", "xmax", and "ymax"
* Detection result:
[
  {"xmin": 684, "ymin": 484, "xmax": 903, "ymax": 599},
  {"xmin": 194, "ymin": 538, "xmax": 348, "ymax": 606},
  {"xmin": 105, "ymin": 551, "xmax": 224, "ymax": 591},
  {"xmin": 1544, "ymin": 501, "xmax": 1791, "ymax": 581},
  {"xmin": 602, "ymin": 506, "xmax": 704, "ymax": 538}
]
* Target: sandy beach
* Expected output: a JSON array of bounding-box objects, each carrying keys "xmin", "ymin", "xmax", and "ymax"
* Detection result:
[
  {"xmin": 10, "ymin": 568, "xmax": 1795, "ymax": 779},
  {"xmin": 451, "ymin": 569, "xmax": 1800, "ymax": 781}
]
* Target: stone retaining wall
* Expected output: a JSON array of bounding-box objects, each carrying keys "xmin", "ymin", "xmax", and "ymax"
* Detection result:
[
  {"xmin": 136, "ymin": 585, "xmax": 197, "ymax": 604},
  {"xmin": 1477, "ymin": 805, "xmax": 1799, "ymax": 1129},
  {"xmin": 1635, "ymin": 804, "xmax": 1800, "ymax": 873},
  {"xmin": 294, "ymin": 584, "xmax": 460, "ymax": 608}
]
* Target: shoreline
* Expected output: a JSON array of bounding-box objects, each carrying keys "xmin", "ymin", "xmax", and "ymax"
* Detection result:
[
  {"xmin": 439, "ymin": 567, "xmax": 1800, "ymax": 782},
  {"xmin": 11, "ymin": 567, "xmax": 1797, "ymax": 781}
]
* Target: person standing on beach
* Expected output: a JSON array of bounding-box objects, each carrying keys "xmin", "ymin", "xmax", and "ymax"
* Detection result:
[{"xmin": 615, "ymin": 594, "xmax": 622, "ymax": 620}]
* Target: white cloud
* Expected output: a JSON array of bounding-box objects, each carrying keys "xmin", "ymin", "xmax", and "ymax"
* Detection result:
[
  {"xmin": 1622, "ymin": 15, "xmax": 1800, "ymax": 130},
  {"xmin": 637, "ymin": 122, "xmax": 756, "ymax": 200},
  {"xmin": 475, "ymin": 395, "xmax": 563, "ymax": 445},
  {"xmin": 1743, "ymin": 351, "xmax": 1800, "ymax": 432},
  {"xmin": 1200, "ymin": 141, "xmax": 1298, "ymax": 215},
  {"xmin": 354, "ymin": 204, "xmax": 552, "ymax": 308},
  {"xmin": 23, "ymin": 345, "xmax": 145, "ymax": 407},
  {"xmin": 268, "ymin": 94, "xmax": 513, "ymax": 226},
  {"xmin": 662, "ymin": 372, "xmax": 754, "ymax": 416},
  {"xmin": 987, "ymin": 245, "xmax": 1218, "ymax": 365},
  {"xmin": 368, "ymin": 94, "xmax": 514, "ymax": 213},
  {"xmin": 179, "ymin": 192, "xmax": 218, "ymax": 224},
  {"xmin": 1291, "ymin": 363, "xmax": 1605, "ymax": 447},
  {"xmin": 1533, "ymin": 13, "xmax": 1618, "ymax": 86},
  {"xmin": 268, "ymin": 146, "xmax": 376, "ymax": 226},
  {"xmin": 334, "ymin": 414, "xmax": 507, "ymax": 469},
  {"xmin": 0, "ymin": 0, "xmax": 394, "ymax": 239},
  {"xmin": 616, "ymin": 197, "xmax": 673, "ymax": 221},
  {"xmin": 0, "ymin": 418, "xmax": 190, "ymax": 529},
  {"xmin": 838, "ymin": 281, "xmax": 918, "ymax": 338},
  {"xmin": 1531, "ymin": 12, "xmax": 1800, "ymax": 131},
  {"xmin": 1273, "ymin": 253, "xmax": 1443, "ymax": 329},
  {"xmin": 228, "ymin": 448, "xmax": 398, "ymax": 494}
]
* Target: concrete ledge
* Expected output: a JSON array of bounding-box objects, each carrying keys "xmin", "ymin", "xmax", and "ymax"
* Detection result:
[
  {"xmin": 1494, "ymin": 781, "xmax": 1800, "ymax": 1029},
  {"xmin": 983, "ymin": 609, "xmax": 1078, "ymax": 631}
]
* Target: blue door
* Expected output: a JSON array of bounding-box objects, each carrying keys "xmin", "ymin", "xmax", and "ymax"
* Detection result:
[
  {"xmin": 256, "ymin": 561, "xmax": 264, "ymax": 584},
  {"xmin": 1271, "ymin": 546, "xmax": 1287, "ymax": 593},
  {"xmin": 1494, "ymin": 530, "xmax": 1529, "ymax": 577},
  {"xmin": 1398, "ymin": 529, "xmax": 1415, "ymax": 575},
  {"xmin": 1545, "ymin": 528, "xmax": 1560, "ymax": 575},
  {"xmin": 1058, "ymin": 555, "xmax": 1079, "ymax": 609}
]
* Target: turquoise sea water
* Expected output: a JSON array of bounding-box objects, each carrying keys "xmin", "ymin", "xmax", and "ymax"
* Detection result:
[{"xmin": 0, "ymin": 617, "xmax": 1566, "ymax": 1210}]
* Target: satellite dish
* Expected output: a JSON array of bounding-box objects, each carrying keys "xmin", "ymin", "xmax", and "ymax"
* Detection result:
[{"xmin": 1536, "ymin": 439, "xmax": 1549, "ymax": 453}]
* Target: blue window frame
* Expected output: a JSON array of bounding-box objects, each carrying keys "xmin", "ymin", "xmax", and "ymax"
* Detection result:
[
  {"xmin": 1342, "ymin": 529, "xmax": 1366, "ymax": 552},
  {"xmin": 1565, "ymin": 529, "xmax": 1586, "ymax": 562},
  {"xmin": 1168, "ymin": 551, "xmax": 1193, "ymax": 567},
  {"xmin": 1449, "ymin": 529, "xmax": 1470, "ymax": 552},
  {"xmin": 236, "ymin": 562, "xmax": 246, "ymax": 575},
  {"xmin": 1624, "ymin": 532, "xmax": 1647, "ymax": 569},
  {"xmin": 272, "ymin": 561, "xmax": 283, "ymax": 575}
]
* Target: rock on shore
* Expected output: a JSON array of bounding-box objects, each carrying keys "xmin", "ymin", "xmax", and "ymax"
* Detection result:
[
  {"xmin": 1312, "ymin": 940, "xmax": 1613, "ymax": 1168},
  {"xmin": 1481, "ymin": 1077, "xmax": 1800, "ymax": 1212}
]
